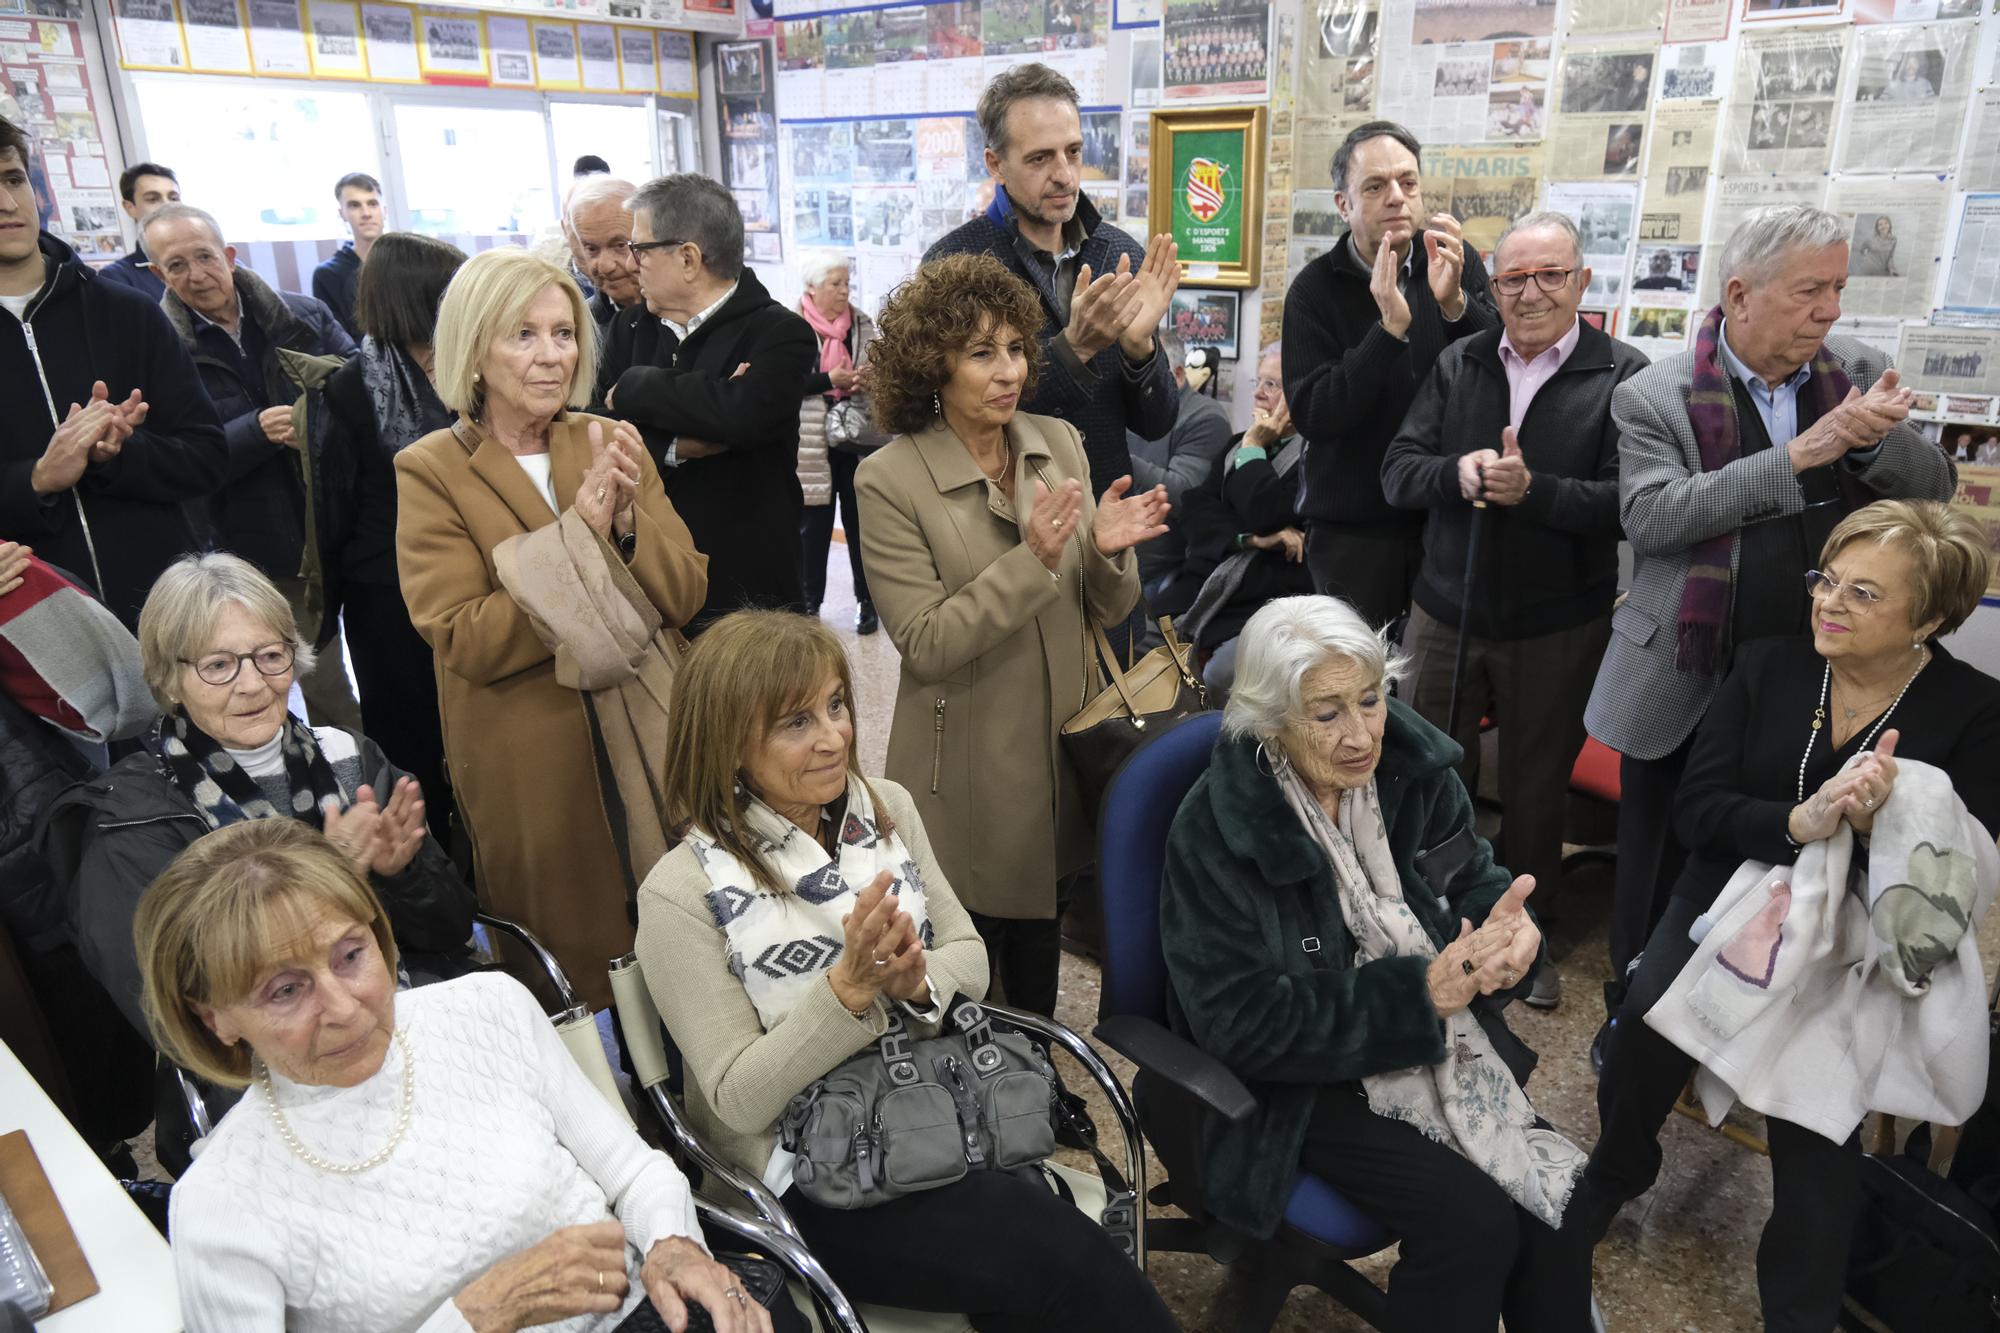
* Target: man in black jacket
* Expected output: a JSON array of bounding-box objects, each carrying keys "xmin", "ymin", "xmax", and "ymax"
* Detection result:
[
  {"xmin": 97, "ymin": 160, "xmax": 178, "ymax": 301},
  {"xmin": 312, "ymin": 171, "xmax": 384, "ymax": 342},
  {"xmin": 925, "ymin": 62, "xmax": 1179, "ymax": 498},
  {"xmin": 1283, "ymin": 119, "xmax": 1498, "ymax": 629},
  {"xmin": 0, "ymin": 119, "xmax": 226, "ymax": 628},
  {"xmin": 598, "ymin": 173, "xmax": 814, "ymax": 630},
  {"xmin": 145, "ymin": 202, "xmax": 360, "ymax": 726},
  {"xmin": 1381, "ymin": 211, "xmax": 1648, "ymax": 1009}
]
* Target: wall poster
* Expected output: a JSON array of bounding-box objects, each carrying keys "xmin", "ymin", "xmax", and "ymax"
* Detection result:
[{"xmin": 1149, "ymin": 105, "xmax": 1266, "ymax": 288}]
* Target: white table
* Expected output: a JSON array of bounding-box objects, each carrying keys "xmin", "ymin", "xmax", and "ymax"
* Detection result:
[{"xmin": 0, "ymin": 1039, "xmax": 180, "ymax": 1331}]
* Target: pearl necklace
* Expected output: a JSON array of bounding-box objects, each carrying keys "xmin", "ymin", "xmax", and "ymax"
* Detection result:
[
  {"xmin": 259, "ymin": 1028, "xmax": 415, "ymax": 1175},
  {"xmin": 1796, "ymin": 652, "xmax": 1927, "ymax": 803}
]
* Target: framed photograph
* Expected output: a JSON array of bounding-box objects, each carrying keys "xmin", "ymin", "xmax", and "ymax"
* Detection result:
[
  {"xmin": 716, "ymin": 40, "xmax": 765, "ymax": 95},
  {"xmin": 1167, "ymin": 289, "xmax": 1240, "ymax": 359},
  {"xmin": 1149, "ymin": 105, "xmax": 1265, "ymax": 290}
]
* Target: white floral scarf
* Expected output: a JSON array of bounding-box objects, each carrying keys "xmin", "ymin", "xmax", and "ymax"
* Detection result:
[{"xmin": 1278, "ymin": 767, "xmax": 1584, "ymax": 1228}]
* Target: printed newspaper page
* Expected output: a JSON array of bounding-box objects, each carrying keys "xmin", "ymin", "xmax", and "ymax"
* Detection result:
[
  {"xmin": 1836, "ymin": 21, "xmax": 1976, "ymax": 173},
  {"xmin": 1943, "ymin": 194, "xmax": 2000, "ymax": 324},
  {"xmin": 1377, "ymin": 0, "xmax": 1559, "ymax": 145},
  {"xmin": 1568, "ymin": 0, "xmax": 1664, "ymax": 36},
  {"xmin": 1898, "ymin": 326, "xmax": 2000, "ymax": 398},
  {"xmin": 1721, "ymin": 26, "xmax": 1848, "ymax": 177},
  {"xmin": 1697, "ymin": 175, "xmax": 1827, "ymax": 305},
  {"xmin": 1827, "ymin": 174, "xmax": 1948, "ymax": 319},
  {"xmin": 1546, "ymin": 39, "xmax": 1660, "ymax": 178},
  {"xmin": 1422, "ymin": 144, "xmax": 1544, "ymax": 253},
  {"xmin": 1640, "ymin": 101, "xmax": 1719, "ymax": 245},
  {"xmin": 1549, "ymin": 180, "xmax": 1639, "ymax": 307},
  {"xmin": 1963, "ymin": 91, "xmax": 2000, "ymax": 193}
]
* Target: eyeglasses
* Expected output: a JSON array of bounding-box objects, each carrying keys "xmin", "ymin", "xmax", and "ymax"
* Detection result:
[
  {"xmin": 1492, "ymin": 267, "xmax": 1575, "ymax": 296},
  {"xmin": 181, "ymin": 642, "xmax": 296, "ymax": 686},
  {"xmin": 149, "ymin": 249, "xmax": 231, "ymax": 280},
  {"xmin": 1255, "ymin": 376, "xmax": 1283, "ymax": 393},
  {"xmin": 1803, "ymin": 570, "xmax": 1890, "ymax": 611},
  {"xmin": 628, "ymin": 238, "xmax": 687, "ymax": 256}
]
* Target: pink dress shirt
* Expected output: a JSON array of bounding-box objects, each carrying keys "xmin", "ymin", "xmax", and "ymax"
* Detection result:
[{"xmin": 1497, "ymin": 318, "xmax": 1583, "ymax": 433}]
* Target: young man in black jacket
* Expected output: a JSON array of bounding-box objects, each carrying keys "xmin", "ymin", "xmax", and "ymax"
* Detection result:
[
  {"xmin": 925, "ymin": 62, "xmax": 1180, "ymax": 498},
  {"xmin": 1282, "ymin": 120, "xmax": 1498, "ymax": 630},
  {"xmin": 0, "ymin": 119, "xmax": 226, "ymax": 628},
  {"xmin": 1380, "ymin": 212, "xmax": 1648, "ymax": 1009},
  {"xmin": 598, "ymin": 173, "xmax": 815, "ymax": 631}
]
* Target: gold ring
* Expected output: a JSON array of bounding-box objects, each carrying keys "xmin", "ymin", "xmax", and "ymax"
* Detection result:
[
  {"xmin": 597, "ymin": 487, "xmax": 607, "ymax": 502},
  {"xmin": 596, "ymin": 1270, "xmax": 605, "ymax": 1293}
]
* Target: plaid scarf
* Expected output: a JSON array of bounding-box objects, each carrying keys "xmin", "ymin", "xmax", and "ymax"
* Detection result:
[
  {"xmin": 157, "ymin": 710, "xmax": 346, "ymax": 830},
  {"xmin": 1679, "ymin": 304, "xmax": 1852, "ymax": 674}
]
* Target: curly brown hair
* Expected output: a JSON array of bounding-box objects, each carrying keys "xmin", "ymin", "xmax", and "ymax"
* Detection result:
[{"xmin": 869, "ymin": 253, "xmax": 1046, "ymax": 437}]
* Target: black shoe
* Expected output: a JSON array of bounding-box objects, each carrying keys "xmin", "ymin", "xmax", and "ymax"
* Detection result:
[{"xmin": 855, "ymin": 601, "xmax": 879, "ymax": 635}]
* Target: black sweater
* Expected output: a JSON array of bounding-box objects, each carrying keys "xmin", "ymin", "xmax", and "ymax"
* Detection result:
[
  {"xmin": 1672, "ymin": 637, "xmax": 2000, "ymax": 909},
  {"xmin": 1282, "ymin": 230, "xmax": 1497, "ymax": 529},
  {"xmin": 1380, "ymin": 321, "xmax": 1649, "ymax": 639}
]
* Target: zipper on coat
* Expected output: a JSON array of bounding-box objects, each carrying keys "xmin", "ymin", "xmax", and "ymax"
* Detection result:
[
  {"xmin": 20, "ymin": 318, "xmax": 107, "ymax": 601},
  {"xmin": 931, "ymin": 698, "xmax": 946, "ymax": 794}
]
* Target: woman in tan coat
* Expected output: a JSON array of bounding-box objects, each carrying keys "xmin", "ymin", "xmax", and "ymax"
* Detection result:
[
  {"xmin": 855, "ymin": 254, "xmax": 1168, "ymax": 1016},
  {"xmin": 395, "ymin": 248, "xmax": 707, "ymax": 1008}
]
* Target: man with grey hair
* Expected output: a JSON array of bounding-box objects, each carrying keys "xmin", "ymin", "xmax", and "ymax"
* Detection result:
[
  {"xmin": 1579, "ymin": 203, "xmax": 1950, "ymax": 1057},
  {"xmin": 596, "ymin": 173, "xmax": 815, "ymax": 630},
  {"xmin": 1125, "ymin": 326, "xmax": 1234, "ymax": 593},
  {"xmin": 925, "ymin": 61, "xmax": 1180, "ymax": 499},
  {"xmin": 143, "ymin": 201, "xmax": 360, "ymax": 726},
  {"xmin": 1382, "ymin": 211, "xmax": 1647, "ymax": 1010},
  {"xmin": 563, "ymin": 174, "xmax": 642, "ymax": 331}
]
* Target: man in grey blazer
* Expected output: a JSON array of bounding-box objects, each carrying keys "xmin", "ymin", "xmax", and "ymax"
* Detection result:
[{"xmin": 1582, "ymin": 204, "xmax": 1951, "ymax": 1030}]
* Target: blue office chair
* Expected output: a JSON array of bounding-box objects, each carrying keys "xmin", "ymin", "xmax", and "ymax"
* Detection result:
[{"xmin": 1090, "ymin": 710, "xmax": 1394, "ymax": 1332}]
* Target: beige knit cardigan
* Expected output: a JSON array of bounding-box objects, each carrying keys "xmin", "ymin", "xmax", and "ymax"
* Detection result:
[{"xmin": 633, "ymin": 777, "xmax": 991, "ymax": 1179}]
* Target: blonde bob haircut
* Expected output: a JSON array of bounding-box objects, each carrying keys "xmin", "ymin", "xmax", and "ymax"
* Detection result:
[
  {"xmin": 661, "ymin": 609, "xmax": 889, "ymax": 896},
  {"xmin": 1820, "ymin": 499, "xmax": 1992, "ymax": 639},
  {"xmin": 138, "ymin": 552, "xmax": 317, "ymax": 713},
  {"xmin": 135, "ymin": 819, "xmax": 398, "ymax": 1089},
  {"xmin": 432, "ymin": 246, "xmax": 597, "ymax": 421}
]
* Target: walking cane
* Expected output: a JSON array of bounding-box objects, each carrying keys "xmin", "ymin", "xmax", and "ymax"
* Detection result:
[{"xmin": 1445, "ymin": 466, "xmax": 1489, "ymax": 739}]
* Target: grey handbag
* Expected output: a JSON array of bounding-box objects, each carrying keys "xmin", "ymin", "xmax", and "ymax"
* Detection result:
[{"xmin": 780, "ymin": 994, "xmax": 1059, "ymax": 1209}]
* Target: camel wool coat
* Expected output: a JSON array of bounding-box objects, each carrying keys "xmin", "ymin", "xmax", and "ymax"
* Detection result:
[
  {"xmin": 394, "ymin": 412, "xmax": 708, "ymax": 1008},
  {"xmin": 855, "ymin": 411, "xmax": 1139, "ymax": 920}
]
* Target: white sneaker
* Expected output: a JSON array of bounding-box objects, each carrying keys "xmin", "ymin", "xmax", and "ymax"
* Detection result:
[
  {"xmin": 1525, "ymin": 965, "xmax": 1562, "ymax": 1009},
  {"xmin": 1590, "ymin": 1293, "xmax": 1608, "ymax": 1332}
]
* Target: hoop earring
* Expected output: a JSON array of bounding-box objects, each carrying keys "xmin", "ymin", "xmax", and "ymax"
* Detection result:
[{"xmin": 1255, "ymin": 739, "xmax": 1290, "ymax": 778}]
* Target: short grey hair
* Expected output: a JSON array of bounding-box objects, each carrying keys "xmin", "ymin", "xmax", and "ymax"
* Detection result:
[
  {"xmin": 1157, "ymin": 325, "xmax": 1187, "ymax": 368},
  {"xmin": 1720, "ymin": 205, "xmax": 1847, "ymax": 289},
  {"xmin": 137, "ymin": 553, "xmax": 316, "ymax": 711},
  {"xmin": 565, "ymin": 174, "xmax": 636, "ymax": 222},
  {"xmin": 1222, "ymin": 596, "xmax": 1409, "ymax": 742},
  {"xmin": 1494, "ymin": 210, "xmax": 1582, "ymax": 268},
  {"xmin": 977, "ymin": 62, "xmax": 1080, "ymax": 158},
  {"xmin": 1259, "ymin": 340, "xmax": 1282, "ymax": 364},
  {"xmin": 141, "ymin": 202, "xmax": 226, "ymax": 258},
  {"xmin": 799, "ymin": 251, "xmax": 851, "ymax": 289},
  {"xmin": 630, "ymin": 174, "xmax": 744, "ymax": 280}
]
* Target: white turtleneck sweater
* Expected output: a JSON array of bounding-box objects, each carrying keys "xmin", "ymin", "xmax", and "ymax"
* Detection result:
[{"xmin": 169, "ymin": 972, "xmax": 703, "ymax": 1332}]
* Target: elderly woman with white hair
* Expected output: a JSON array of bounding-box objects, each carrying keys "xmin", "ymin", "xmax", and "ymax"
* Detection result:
[
  {"xmin": 394, "ymin": 247, "xmax": 708, "ymax": 1009},
  {"xmin": 794, "ymin": 252, "xmax": 882, "ymax": 632},
  {"xmin": 1159, "ymin": 594, "xmax": 1596, "ymax": 1333},
  {"xmin": 40, "ymin": 552, "xmax": 476, "ymax": 1044}
]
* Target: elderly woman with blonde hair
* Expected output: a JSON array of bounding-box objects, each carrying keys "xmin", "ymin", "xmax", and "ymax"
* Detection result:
[
  {"xmin": 1160, "ymin": 594, "xmax": 1593, "ymax": 1333},
  {"xmin": 40, "ymin": 551, "xmax": 475, "ymax": 1045},
  {"xmin": 636, "ymin": 609, "xmax": 1177, "ymax": 1330},
  {"xmin": 394, "ymin": 247, "xmax": 708, "ymax": 1007},
  {"xmin": 145, "ymin": 818, "xmax": 766, "ymax": 1333}
]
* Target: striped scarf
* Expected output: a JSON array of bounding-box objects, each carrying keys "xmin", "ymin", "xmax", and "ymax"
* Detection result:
[{"xmin": 1679, "ymin": 304, "xmax": 1852, "ymax": 674}]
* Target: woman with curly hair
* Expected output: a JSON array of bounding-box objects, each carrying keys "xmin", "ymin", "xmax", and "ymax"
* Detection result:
[{"xmin": 855, "ymin": 253, "xmax": 1169, "ymax": 1015}]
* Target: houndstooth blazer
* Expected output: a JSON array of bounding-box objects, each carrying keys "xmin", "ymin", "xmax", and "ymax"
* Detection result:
[{"xmin": 1583, "ymin": 335, "xmax": 1956, "ymax": 761}]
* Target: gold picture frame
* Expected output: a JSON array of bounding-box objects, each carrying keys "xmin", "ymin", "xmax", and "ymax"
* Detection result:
[{"xmin": 1149, "ymin": 105, "xmax": 1266, "ymax": 291}]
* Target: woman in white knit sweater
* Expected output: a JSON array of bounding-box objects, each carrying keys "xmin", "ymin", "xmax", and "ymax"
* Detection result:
[
  {"xmin": 636, "ymin": 610, "xmax": 1177, "ymax": 1330},
  {"xmin": 137, "ymin": 818, "xmax": 769, "ymax": 1333}
]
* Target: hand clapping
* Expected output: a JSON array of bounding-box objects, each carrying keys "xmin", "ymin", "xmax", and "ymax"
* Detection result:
[
  {"xmin": 0, "ymin": 542, "xmax": 30, "ymax": 598},
  {"xmin": 1026, "ymin": 477, "xmax": 1085, "ymax": 573},
  {"xmin": 1423, "ymin": 212, "xmax": 1470, "ymax": 321},
  {"xmin": 829, "ymin": 872, "xmax": 928, "ymax": 1013},
  {"xmin": 1787, "ymin": 370, "xmax": 1914, "ymax": 473},
  {"xmin": 1092, "ymin": 476, "xmax": 1171, "ymax": 557},
  {"xmin": 322, "ymin": 778, "xmax": 427, "ymax": 878},
  {"xmin": 577, "ymin": 419, "xmax": 644, "ymax": 541},
  {"xmin": 1790, "ymin": 729, "xmax": 1900, "ymax": 841}
]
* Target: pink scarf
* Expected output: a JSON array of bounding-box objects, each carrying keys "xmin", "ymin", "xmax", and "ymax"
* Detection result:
[{"xmin": 798, "ymin": 296, "xmax": 855, "ymax": 399}]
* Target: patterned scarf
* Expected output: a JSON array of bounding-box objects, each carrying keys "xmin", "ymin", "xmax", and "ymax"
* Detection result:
[
  {"xmin": 688, "ymin": 773, "xmax": 933, "ymax": 1030},
  {"xmin": 797, "ymin": 297, "xmax": 855, "ymax": 400},
  {"xmin": 1680, "ymin": 304, "xmax": 1852, "ymax": 673},
  {"xmin": 157, "ymin": 710, "xmax": 347, "ymax": 830},
  {"xmin": 360, "ymin": 336, "xmax": 452, "ymax": 454},
  {"xmin": 1278, "ymin": 766, "xmax": 1584, "ymax": 1228}
]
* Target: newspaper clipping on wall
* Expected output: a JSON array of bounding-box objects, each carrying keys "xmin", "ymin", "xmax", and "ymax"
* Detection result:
[
  {"xmin": 1568, "ymin": 0, "xmax": 1664, "ymax": 37},
  {"xmin": 1638, "ymin": 101, "xmax": 1717, "ymax": 245},
  {"xmin": 1658, "ymin": 41, "xmax": 1730, "ymax": 101},
  {"xmin": 1377, "ymin": 0, "xmax": 1559, "ymax": 145},
  {"xmin": 1944, "ymin": 193, "xmax": 2000, "ymax": 323},
  {"xmin": 1837, "ymin": 22, "xmax": 1975, "ymax": 174},
  {"xmin": 1546, "ymin": 40, "xmax": 1660, "ymax": 180},
  {"xmin": 1422, "ymin": 144, "xmax": 1544, "ymax": 253},
  {"xmin": 1899, "ymin": 326, "xmax": 2000, "ymax": 398},
  {"xmin": 1549, "ymin": 180, "xmax": 1639, "ymax": 307},
  {"xmin": 1663, "ymin": 0, "xmax": 1731, "ymax": 44},
  {"xmin": 1961, "ymin": 90, "xmax": 2000, "ymax": 193},
  {"xmin": 1722, "ymin": 26, "xmax": 1847, "ymax": 176},
  {"xmin": 1827, "ymin": 174, "xmax": 1948, "ymax": 320},
  {"xmin": 1697, "ymin": 175, "xmax": 1828, "ymax": 305},
  {"xmin": 1298, "ymin": 0, "xmax": 1380, "ymax": 176}
]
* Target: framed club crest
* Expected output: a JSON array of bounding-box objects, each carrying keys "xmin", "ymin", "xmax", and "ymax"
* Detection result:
[{"xmin": 1148, "ymin": 105, "xmax": 1265, "ymax": 290}]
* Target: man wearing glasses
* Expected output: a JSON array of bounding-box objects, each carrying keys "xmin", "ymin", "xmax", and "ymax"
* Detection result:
[
  {"xmin": 596, "ymin": 173, "xmax": 815, "ymax": 631},
  {"xmin": 1281, "ymin": 120, "xmax": 1497, "ymax": 630},
  {"xmin": 1582, "ymin": 204, "xmax": 1952, "ymax": 1051},
  {"xmin": 1382, "ymin": 211, "xmax": 1648, "ymax": 1011}
]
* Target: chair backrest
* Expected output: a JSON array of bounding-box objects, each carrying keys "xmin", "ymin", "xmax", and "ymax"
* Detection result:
[{"xmin": 1096, "ymin": 711, "xmax": 1224, "ymax": 1026}]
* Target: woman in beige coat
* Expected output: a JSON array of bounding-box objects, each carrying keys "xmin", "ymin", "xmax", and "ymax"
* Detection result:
[
  {"xmin": 395, "ymin": 248, "xmax": 708, "ymax": 1009},
  {"xmin": 854, "ymin": 254, "xmax": 1168, "ymax": 1016}
]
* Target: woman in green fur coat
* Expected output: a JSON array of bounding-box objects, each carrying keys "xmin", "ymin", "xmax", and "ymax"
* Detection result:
[{"xmin": 1160, "ymin": 595, "xmax": 1594, "ymax": 1333}]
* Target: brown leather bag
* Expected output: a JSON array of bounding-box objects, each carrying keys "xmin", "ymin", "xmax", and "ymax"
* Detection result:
[{"xmin": 1060, "ymin": 616, "xmax": 1210, "ymax": 818}]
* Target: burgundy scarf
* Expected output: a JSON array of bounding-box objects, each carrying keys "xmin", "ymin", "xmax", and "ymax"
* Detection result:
[{"xmin": 1679, "ymin": 304, "xmax": 1852, "ymax": 674}]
